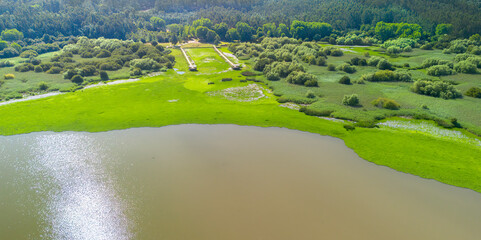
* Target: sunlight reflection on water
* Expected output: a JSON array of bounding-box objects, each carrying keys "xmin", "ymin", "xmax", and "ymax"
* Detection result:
[{"xmin": 30, "ymin": 133, "xmax": 131, "ymax": 240}]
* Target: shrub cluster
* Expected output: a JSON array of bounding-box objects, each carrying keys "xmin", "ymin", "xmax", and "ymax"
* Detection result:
[
  {"xmin": 454, "ymin": 61, "xmax": 477, "ymax": 74},
  {"xmin": 286, "ymin": 71, "xmax": 318, "ymax": 87},
  {"xmin": 4, "ymin": 73, "xmax": 15, "ymax": 79},
  {"xmin": 427, "ymin": 65, "xmax": 453, "ymax": 76},
  {"xmin": 421, "ymin": 58, "xmax": 452, "ymax": 68},
  {"xmin": 337, "ymin": 63, "xmax": 356, "ymax": 73},
  {"xmin": 342, "ymin": 94, "xmax": 360, "ymax": 106},
  {"xmin": 465, "ymin": 87, "xmax": 481, "ymax": 98},
  {"xmin": 411, "ymin": 80, "xmax": 462, "ymax": 99},
  {"xmin": 360, "ymin": 70, "xmax": 412, "ymax": 82},
  {"xmin": 371, "ymin": 98, "xmax": 401, "ymax": 110},
  {"xmin": 339, "ymin": 76, "xmax": 351, "ymax": 85}
]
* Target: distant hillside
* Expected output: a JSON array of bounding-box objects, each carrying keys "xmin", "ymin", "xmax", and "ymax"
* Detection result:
[{"xmin": 0, "ymin": 0, "xmax": 479, "ymax": 38}]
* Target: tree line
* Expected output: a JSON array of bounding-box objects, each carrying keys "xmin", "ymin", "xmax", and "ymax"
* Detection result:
[{"xmin": 0, "ymin": 0, "xmax": 480, "ymax": 41}]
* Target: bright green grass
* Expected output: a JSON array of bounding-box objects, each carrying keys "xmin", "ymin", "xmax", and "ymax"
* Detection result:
[
  {"xmin": 1, "ymin": 47, "xmax": 481, "ymax": 194},
  {"xmin": 185, "ymin": 47, "xmax": 231, "ymax": 73}
]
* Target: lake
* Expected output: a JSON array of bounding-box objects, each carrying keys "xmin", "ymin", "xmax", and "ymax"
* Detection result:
[{"xmin": 1, "ymin": 125, "xmax": 481, "ymax": 240}]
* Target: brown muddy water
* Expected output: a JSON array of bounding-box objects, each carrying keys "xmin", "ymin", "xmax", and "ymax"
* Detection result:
[{"xmin": 1, "ymin": 125, "xmax": 481, "ymax": 240}]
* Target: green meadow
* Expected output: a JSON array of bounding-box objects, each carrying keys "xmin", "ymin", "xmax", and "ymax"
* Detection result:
[
  {"xmin": 263, "ymin": 44, "xmax": 481, "ymax": 133},
  {"xmin": 0, "ymin": 47, "xmax": 481, "ymax": 193}
]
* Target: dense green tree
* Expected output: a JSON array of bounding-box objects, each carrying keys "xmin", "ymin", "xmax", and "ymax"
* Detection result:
[
  {"xmin": 1, "ymin": 29, "xmax": 24, "ymax": 41},
  {"xmin": 435, "ymin": 24, "xmax": 453, "ymax": 36},
  {"xmin": 192, "ymin": 18, "xmax": 213, "ymax": 29},
  {"xmin": 277, "ymin": 24, "xmax": 290, "ymax": 37},
  {"xmin": 213, "ymin": 23, "xmax": 228, "ymax": 40},
  {"xmin": 150, "ymin": 17, "xmax": 166, "ymax": 31},
  {"xmin": 226, "ymin": 28, "xmax": 241, "ymax": 42},
  {"xmin": 235, "ymin": 22, "xmax": 254, "ymax": 42},
  {"xmin": 0, "ymin": 41, "xmax": 8, "ymax": 51},
  {"xmin": 290, "ymin": 21, "xmax": 332, "ymax": 40}
]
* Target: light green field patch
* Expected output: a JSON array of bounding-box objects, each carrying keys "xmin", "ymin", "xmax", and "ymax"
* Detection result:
[
  {"xmin": 378, "ymin": 118, "xmax": 481, "ymax": 147},
  {"xmin": 208, "ymin": 84, "xmax": 268, "ymax": 102}
]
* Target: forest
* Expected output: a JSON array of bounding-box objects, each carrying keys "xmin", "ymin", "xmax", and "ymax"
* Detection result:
[{"xmin": 0, "ymin": 0, "xmax": 481, "ymax": 40}]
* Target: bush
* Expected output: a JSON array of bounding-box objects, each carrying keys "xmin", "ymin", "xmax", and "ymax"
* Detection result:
[
  {"xmin": 339, "ymin": 76, "xmax": 351, "ymax": 85},
  {"xmin": 299, "ymin": 107, "xmax": 334, "ymax": 116},
  {"xmin": 99, "ymin": 62, "xmax": 122, "ymax": 71},
  {"xmin": 96, "ymin": 49, "xmax": 111, "ymax": 58},
  {"xmin": 80, "ymin": 51, "xmax": 94, "ymax": 58},
  {"xmin": 46, "ymin": 67, "xmax": 63, "ymax": 74},
  {"xmin": 63, "ymin": 69, "xmax": 78, "ymax": 79},
  {"xmin": 20, "ymin": 50, "xmax": 38, "ymax": 58},
  {"xmin": 386, "ymin": 46, "xmax": 402, "ymax": 54},
  {"xmin": 427, "ymin": 65, "xmax": 453, "ymax": 76},
  {"xmin": 286, "ymin": 71, "xmax": 318, "ymax": 87},
  {"xmin": 4, "ymin": 73, "xmax": 15, "ymax": 79},
  {"xmin": 130, "ymin": 67, "xmax": 142, "ymax": 76},
  {"xmin": 350, "ymin": 57, "xmax": 367, "ymax": 66},
  {"xmin": 337, "ymin": 63, "xmax": 356, "ymax": 73},
  {"xmin": 0, "ymin": 60, "xmax": 14, "ymax": 67},
  {"xmin": 367, "ymin": 56, "xmax": 383, "ymax": 66},
  {"xmin": 377, "ymin": 59, "xmax": 393, "ymax": 70},
  {"xmin": 130, "ymin": 58, "xmax": 161, "ymax": 71},
  {"xmin": 342, "ymin": 94, "xmax": 360, "ymax": 106},
  {"xmin": 28, "ymin": 58, "xmax": 41, "ymax": 66},
  {"xmin": 381, "ymin": 38, "xmax": 417, "ymax": 49},
  {"xmin": 421, "ymin": 58, "xmax": 452, "ymax": 68},
  {"xmin": 100, "ymin": 71, "xmax": 109, "ymax": 81},
  {"xmin": 466, "ymin": 56, "xmax": 481, "ymax": 68},
  {"xmin": 80, "ymin": 65, "xmax": 97, "ymax": 77},
  {"xmin": 38, "ymin": 81, "xmax": 49, "ymax": 91},
  {"xmin": 372, "ymin": 98, "xmax": 400, "ymax": 110},
  {"xmin": 34, "ymin": 65, "xmax": 43, "ymax": 72},
  {"xmin": 266, "ymin": 72, "xmax": 280, "ymax": 81},
  {"xmin": 0, "ymin": 47, "xmax": 19, "ymax": 58},
  {"xmin": 305, "ymin": 90, "xmax": 316, "ymax": 98},
  {"xmin": 304, "ymin": 79, "xmax": 318, "ymax": 87},
  {"xmin": 71, "ymin": 75, "xmax": 84, "ymax": 85},
  {"xmin": 330, "ymin": 49, "xmax": 344, "ymax": 56},
  {"xmin": 421, "ymin": 43, "xmax": 434, "ymax": 50},
  {"xmin": 344, "ymin": 125, "xmax": 355, "ymax": 131},
  {"xmin": 40, "ymin": 63, "xmax": 53, "ymax": 72},
  {"xmin": 361, "ymin": 70, "xmax": 412, "ymax": 82},
  {"xmin": 454, "ymin": 61, "xmax": 477, "ymax": 74},
  {"xmin": 14, "ymin": 63, "xmax": 34, "ymax": 72},
  {"xmin": 254, "ymin": 58, "xmax": 272, "ymax": 71},
  {"xmin": 327, "ymin": 64, "xmax": 336, "ymax": 71},
  {"xmin": 411, "ymin": 80, "xmax": 462, "ymax": 99},
  {"xmin": 465, "ymin": 87, "xmax": 481, "ymax": 98},
  {"xmin": 263, "ymin": 61, "xmax": 304, "ymax": 79}
]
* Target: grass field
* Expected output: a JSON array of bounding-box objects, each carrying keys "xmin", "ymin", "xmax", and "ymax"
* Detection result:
[{"xmin": 1, "ymin": 46, "xmax": 481, "ymax": 194}]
